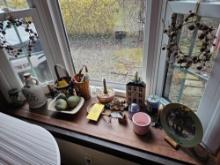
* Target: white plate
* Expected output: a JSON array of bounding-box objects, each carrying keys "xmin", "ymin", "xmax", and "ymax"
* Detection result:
[{"xmin": 48, "ymin": 97, "xmax": 85, "ymax": 114}]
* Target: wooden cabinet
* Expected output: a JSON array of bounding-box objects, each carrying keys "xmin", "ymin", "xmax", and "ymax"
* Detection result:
[{"xmin": 56, "ymin": 138, "xmax": 138, "ymax": 165}]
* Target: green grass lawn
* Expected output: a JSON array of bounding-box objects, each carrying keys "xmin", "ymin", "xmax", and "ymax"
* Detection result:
[{"xmin": 113, "ymin": 47, "xmax": 143, "ymax": 74}]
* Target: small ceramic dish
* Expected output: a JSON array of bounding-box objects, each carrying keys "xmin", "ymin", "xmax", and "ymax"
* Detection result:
[
  {"xmin": 97, "ymin": 89, "xmax": 115, "ymax": 104},
  {"xmin": 48, "ymin": 97, "xmax": 84, "ymax": 114},
  {"xmin": 132, "ymin": 112, "xmax": 151, "ymax": 135},
  {"xmin": 160, "ymin": 103, "xmax": 203, "ymax": 147}
]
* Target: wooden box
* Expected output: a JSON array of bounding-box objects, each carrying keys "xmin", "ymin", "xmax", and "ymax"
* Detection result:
[{"xmin": 126, "ymin": 80, "xmax": 146, "ymax": 107}]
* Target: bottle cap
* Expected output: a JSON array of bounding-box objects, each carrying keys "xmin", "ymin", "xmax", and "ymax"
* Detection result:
[{"xmin": 23, "ymin": 73, "xmax": 31, "ymax": 79}]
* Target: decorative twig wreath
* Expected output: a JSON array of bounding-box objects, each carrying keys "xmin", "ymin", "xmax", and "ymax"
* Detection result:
[
  {"xmin": 0, "ymin": 15, "xmax": 38, "ymax": 57},
  {"xmin": 162, "ymin": 2, "xmax": 216, "ymax": 70}
]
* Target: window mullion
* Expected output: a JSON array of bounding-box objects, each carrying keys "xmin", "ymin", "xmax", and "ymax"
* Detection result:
[
  {"xmin": 143, "ymin": 0, "xmax": 167, "ymax": 96},
  {"xmin": 28, "ymin": 0, "xmax": 72, "ymax": 79},
  {"xmin": 47, "ymin": 0, "xmax": 75, "ymax": 74},
  {"xmin": 30, "ymin": 8, "xmax": 57, "ymax": 80},
  {"xmin": 154, "ymin": 1, "xmax": 171, "ymax": 96}
]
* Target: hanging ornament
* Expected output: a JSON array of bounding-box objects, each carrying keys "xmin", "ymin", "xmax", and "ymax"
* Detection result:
[
  {"xmin": 0, "ymin": 15, "xmax": 39, "ymax": 58},
  {"xmin": 162, "ymin": 1, "xmax": 216, "ymax": 71}
]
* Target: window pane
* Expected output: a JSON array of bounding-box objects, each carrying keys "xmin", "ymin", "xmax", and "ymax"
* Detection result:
[
  {"xmin": 3, "ymin": 17, "xmax": 53, "ymax": 83},
  {"xmin": 0, "ymin": 0, "xmax": 28, "ymax": 10},
  {"xmin": 164, "ymin": 15, "xmax": 220, "ymax": 111},
  {"xmin": 59, "ymin": 0, "xmax": 145, "ymax": 84},
  {"xmin": 191, "ymin": 17, "xmax": 219, "ymax": 74}
]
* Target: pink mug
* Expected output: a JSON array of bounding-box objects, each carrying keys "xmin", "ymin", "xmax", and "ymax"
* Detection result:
[{"xmin": 132, "ymin": 112, "xmax": 151, "ymax": 135}]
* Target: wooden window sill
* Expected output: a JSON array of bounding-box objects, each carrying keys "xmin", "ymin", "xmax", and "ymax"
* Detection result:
[{"xmin": 1, "ymin": 97, "xmax": 201, "ymax": 165}]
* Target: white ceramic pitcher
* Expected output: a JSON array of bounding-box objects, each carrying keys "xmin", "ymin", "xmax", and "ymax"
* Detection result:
[{"xmin": 22, "ymin": 73, "xmax": 46, "ymax": 109}]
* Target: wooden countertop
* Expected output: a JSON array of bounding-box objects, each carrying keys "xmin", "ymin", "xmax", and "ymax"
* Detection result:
[{"xmin": 1, "ymin": 98, "xmax": 201, "ymax": 165}]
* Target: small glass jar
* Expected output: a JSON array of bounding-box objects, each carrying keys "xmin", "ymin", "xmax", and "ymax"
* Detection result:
[
  {"xmin": 128, "ymin": 103, "xmax": 140, "ymax": 120},
  {"xmin": 147, "ymin": 95, "xmax": 160, "ymax": 114},
  {"xmin": 8, "ymin": 88, "xmax": 26, "ymax": 107}
]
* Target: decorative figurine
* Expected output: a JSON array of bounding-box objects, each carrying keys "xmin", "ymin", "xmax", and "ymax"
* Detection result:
[
  {"xmin": 110, "ymin": 112, "xmax": 127, "ymax": 125},
  {"xmin": 118, "ymin": 112, "xmax": 127, "ymax": 125},
  {"xmin": 107, "ymin": 97, "xmax": 127, "ymax": 111},
  {"xmin": 54, "ymin": 64, "xmax": 71, "ymax": 94},
  {"xmin": 126, "ymin": 72, "xmax": 146, "ymax": 107},
  {"xmin": 97, "ymin": 78, "xmax": 115, "ymax": 104}
]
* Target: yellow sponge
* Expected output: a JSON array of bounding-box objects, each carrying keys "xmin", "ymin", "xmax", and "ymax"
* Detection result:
[{"xmin": 87, "ymin": 103, "xmax": 104, "ymax": 121}]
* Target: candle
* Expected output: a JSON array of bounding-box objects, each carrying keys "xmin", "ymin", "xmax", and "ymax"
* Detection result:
[{"xmin": 147, "ymin": 95, "xmax": 160, "ymax": 114}]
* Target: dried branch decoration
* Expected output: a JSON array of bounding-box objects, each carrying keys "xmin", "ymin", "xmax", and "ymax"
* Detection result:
[
  {"xmin": 0, "ymin": 15, "xmax": 38, "ymax": 57},
  {"xmin": 162, "ymin": 2, "xmax": 216, "ymax": 70}
]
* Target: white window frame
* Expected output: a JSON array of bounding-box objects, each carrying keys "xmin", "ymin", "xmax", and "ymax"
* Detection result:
[
  {"xmin": 143, "ymin": 0, "xmax": 167, "ymax": 96},
  {"xmin": 155, "ymin": 0, "xmax": 220, "ymax": 154},
  {"xmin": 46, "ymin": 0, "xmax": 168, "ymax": 92},
  {"xmin": 27, "ymin": 0, "xmax": 75, "ymax": 77},
  {"xmin": 155, "ymin": 1, "xmax": 220, "ymax": 94}
]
